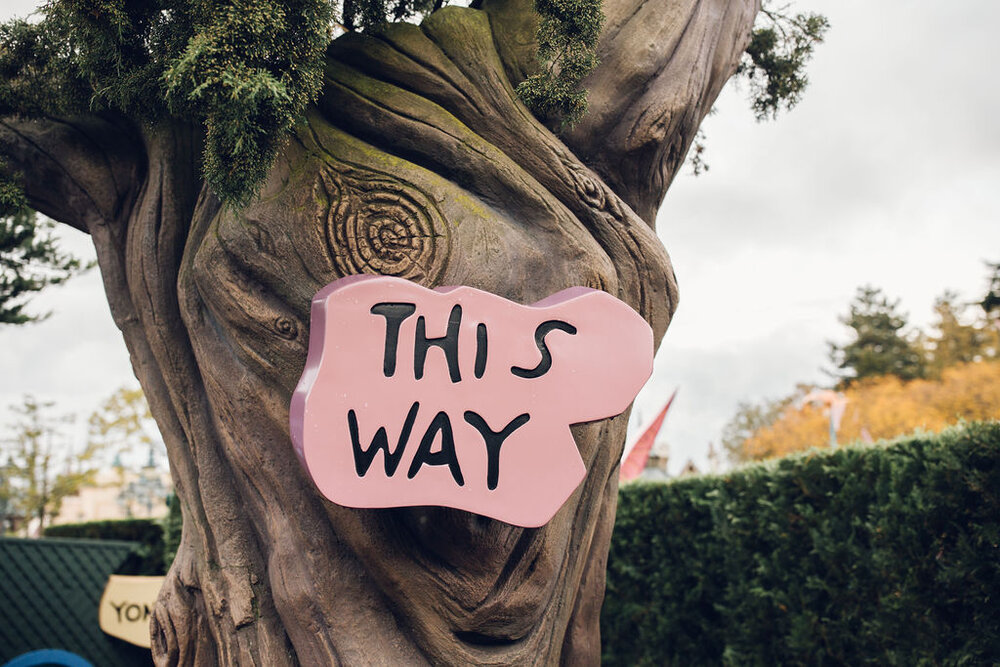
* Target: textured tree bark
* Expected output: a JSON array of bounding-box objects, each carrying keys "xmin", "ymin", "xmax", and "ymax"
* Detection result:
[{"xmin": 0, "ymin": 0, "xmax": 756, "ymax": 663}]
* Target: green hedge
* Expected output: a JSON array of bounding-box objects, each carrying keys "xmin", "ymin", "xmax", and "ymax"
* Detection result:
[
  {"xmin": 44, "ymin": 518, "xmax": 165, "ymax": 576},
  {"xmin": 43, "ymin": 495, "xmax": 183, "ymax": 575},
  {"xmin": 602, "ymin": 422, "xmax": 1000, "ymax": 665}
]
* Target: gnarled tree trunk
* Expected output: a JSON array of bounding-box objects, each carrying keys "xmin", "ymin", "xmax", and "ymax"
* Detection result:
[{"xmin": 0, "ymin": 0, "xmax": 756, "ymax": 663}]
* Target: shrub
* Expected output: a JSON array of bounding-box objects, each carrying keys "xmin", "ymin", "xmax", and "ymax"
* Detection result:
[{"xmin": 603, "ymin": 422, "xmax": 1000, "ymax": 665}]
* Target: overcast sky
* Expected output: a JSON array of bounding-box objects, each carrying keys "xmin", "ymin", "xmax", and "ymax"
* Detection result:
[{"xmin": 2, "ymin": 0, "xmax": 998, "ymax": 474}]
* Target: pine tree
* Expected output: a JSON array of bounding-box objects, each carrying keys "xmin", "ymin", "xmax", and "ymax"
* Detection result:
[
  {"xmin": 829, "ymin": 285, "xmax": 925, "ymax": 387},
  {"xmin": 0, "ymin": 208, "xmax": 89, "ymax": 324}
]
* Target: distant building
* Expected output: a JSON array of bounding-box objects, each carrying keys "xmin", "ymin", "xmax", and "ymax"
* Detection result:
[
  {"xmin": 53, "ymin": 457, "xmax": 171, "ymax": 526},
  {"xmin": 635, "ymin": 452, "xmax": 702, "ymax": 481},
  {"xmin": 637, "ymin": 451, "xmax": 671, "ymax": 482}
]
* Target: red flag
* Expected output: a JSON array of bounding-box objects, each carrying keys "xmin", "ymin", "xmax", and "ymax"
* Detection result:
[{"xmin": 620, "ymin": 389, "xmax": 677, "ymax": 482}]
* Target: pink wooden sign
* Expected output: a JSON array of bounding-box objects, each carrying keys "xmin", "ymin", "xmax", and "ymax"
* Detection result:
[{"xmin": 290, "ymin": 276, "xmax": 653, "ymax": 527}]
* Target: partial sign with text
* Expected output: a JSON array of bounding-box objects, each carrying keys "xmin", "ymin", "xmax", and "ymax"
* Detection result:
[{"xmin": 99, "ymin": 575, "xmax": 165, "ymax": 648}]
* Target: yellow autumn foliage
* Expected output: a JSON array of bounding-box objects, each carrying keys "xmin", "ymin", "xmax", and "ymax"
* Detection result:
[{"xmin": 742, "ymin": 360, "xmax": 1000, "ymax": 460}]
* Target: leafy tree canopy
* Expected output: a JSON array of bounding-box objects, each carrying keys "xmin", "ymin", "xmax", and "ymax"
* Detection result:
[{"xmin": 1, "ymin": 0, "xmax": 827, "ymax": 206}]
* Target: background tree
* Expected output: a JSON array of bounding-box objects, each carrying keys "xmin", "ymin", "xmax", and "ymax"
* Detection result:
[
  {"xmin": 981, "ymin": 261, "xmax": 1000, "ymax": 325},
  {"xmin": 87, "ymin": 385, "xmax": 163, "ymax": 469},
  {"xmin": 88, "ymin": 385, "xmax": 170, "ymax": 518},
  {"xmin": 1, "ymin": 395, "xmax": 103, "ymax": 535},
  {"xmin": 721, "ymin": 389, "xmax": 802, "ymax": 463},
  {"xmin": 924, "ymin": 290, "xmax": 995, "ymax": 376},
  {"xmin": 0, "ymin": 0, "xmax": 824, "ymax": 663},
  {"xmin": 736, "ymin": 361, "xmax": 1000, "ymax": 461},
  {"xmin": 726, "ymin": 279, "xmax": 1000, "ymax": 462},
  {"xmin": 829, "ymin": 285, "xmax": 925, "ymax": 387},
  {"xmin": 0, "ymin": 206, "xmax": 89, "ymax": 324}
]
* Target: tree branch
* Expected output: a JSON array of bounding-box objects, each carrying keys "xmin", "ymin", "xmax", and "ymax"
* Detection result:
[
  {"xmin": 0, "ymin": 113, "xmax": 144, "ymax": 233},
  {"xmin": 483, "ymin": 0, "xmax": 759, "ymax": 225}
]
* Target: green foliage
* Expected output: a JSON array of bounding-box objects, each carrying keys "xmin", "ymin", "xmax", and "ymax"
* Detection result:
[
  {"xmin": 0, "ymin": 0, "xmax": 604, "ymax": 202},
  {"xmin": 737, "ymin": 3, "xmax": 829, "ymax": 120},
  {"xmin": 0, "ymin": 16, "xmax": 89, "ymax": 118},
  {"xmin": 161, "ymin": 0, "xmax": 334, "ymax": 205},
  {"xmin": 0, "ymin": 165, "xmax": 27, "ymax": 218},
  {"xmin": 603, "ymin": 422, "xmax": 1000, "ymax": 665},
  {"xmin": 515, "ymin": 0, "xmax": 603, "ymax": 129},
  {"xmin": 687, "ymin": 128, "xmax": 710, "ymax": 176},
  {"xmin": 45, "ymin": 518, "xmax": 166, "ymax": 575},
  {"xmin": 0, "ymin": 0, "xmax": 333, "ymax": 207},
  {"xmin": 42, "ymin": 502, "xmax": 181, "ymax": 575},
  {"xmin": 0, "ymin": 208, "xmax": 89, "ymax": 325},
  {"xmin": 829, "ymin": 285, "xmax": 926, "ymax": 387},
  {"xmin": 690, "ymin": 2, "xmax": 828, "ymax": 174}
]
